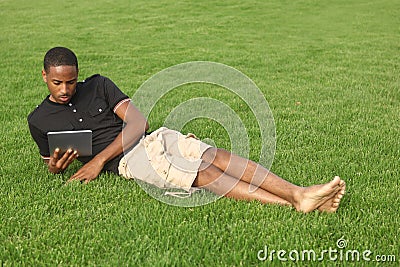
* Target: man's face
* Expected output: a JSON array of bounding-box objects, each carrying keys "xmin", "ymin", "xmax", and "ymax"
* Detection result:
[{"xmin": 42, "ymin": 65, "xmax": 78, "ymax": 104}]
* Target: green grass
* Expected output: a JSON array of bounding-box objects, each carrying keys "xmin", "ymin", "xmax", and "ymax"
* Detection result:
[{"xmin": 1, "ymin": 0, "xmax": 399, "ymax": 266}]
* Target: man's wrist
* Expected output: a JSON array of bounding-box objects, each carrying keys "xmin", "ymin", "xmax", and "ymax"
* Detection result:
[
  {"xmin": 48, "ymin": 164, "xmax": 62, "ymax": 174},
  {"xmin": 92, "ymin": 154, "xmax": 108, "ymax": 167}
]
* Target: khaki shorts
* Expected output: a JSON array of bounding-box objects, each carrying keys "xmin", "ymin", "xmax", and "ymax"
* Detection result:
[{"xmin": 118, "ymin": 127, "xmax": 211, "ymax": 191}]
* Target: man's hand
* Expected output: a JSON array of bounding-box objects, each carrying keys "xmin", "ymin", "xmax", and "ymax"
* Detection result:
[
  {"xmin": 48, "ymin": 148, "xmax": 78, "ymax": 174},
  {"xmin": 67, "ymin": 157, "xmax": 105, "ymax": 184}
]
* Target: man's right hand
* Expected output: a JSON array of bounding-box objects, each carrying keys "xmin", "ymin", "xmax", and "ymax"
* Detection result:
[{"xmin": 47, "ymin": 148, "xmax": 78, "ymax": 174}]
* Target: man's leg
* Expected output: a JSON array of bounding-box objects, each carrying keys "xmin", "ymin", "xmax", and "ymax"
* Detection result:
[
  {"xmin": 193, "ymin": 162, "xmax": 291, "ymax": 206},
  {"xmin": 196, "ymin": 147, "xmax": 345, "ymax": 213}
]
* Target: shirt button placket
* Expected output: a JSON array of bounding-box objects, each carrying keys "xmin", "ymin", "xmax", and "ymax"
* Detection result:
[{"xmin": 69, "ymin": 103, "xmax": 84, "ymax": 125}]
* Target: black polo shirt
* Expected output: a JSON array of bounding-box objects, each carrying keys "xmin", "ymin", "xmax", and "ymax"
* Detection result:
[{"xmin": 28, "ymin": 74, "xmax": 130, "ymax": 174}]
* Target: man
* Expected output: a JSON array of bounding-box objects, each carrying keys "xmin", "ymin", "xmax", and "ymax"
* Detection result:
[{"xmin": 28, "ymin": 47, "xmax": 345, "ymax": 213}]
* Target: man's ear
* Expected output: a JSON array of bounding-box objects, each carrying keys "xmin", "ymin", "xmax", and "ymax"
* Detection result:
[{"xmin": 41, "ymin": 69, "xmax": 47, "ymax": 83}]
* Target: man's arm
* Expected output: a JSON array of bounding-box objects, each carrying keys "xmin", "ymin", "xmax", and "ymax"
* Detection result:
[
  {"xmin": 28, "ymin": 120, "xmax": 79, "ymax": 174},
  {"xmin": 67, "ymin": 100, "xmax": 148, "ymax": 183}
]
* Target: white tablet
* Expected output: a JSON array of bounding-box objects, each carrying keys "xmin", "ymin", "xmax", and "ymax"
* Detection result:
[{"xmin": 47, "ymin": 130, "xmax": 92, "ymax": 156}]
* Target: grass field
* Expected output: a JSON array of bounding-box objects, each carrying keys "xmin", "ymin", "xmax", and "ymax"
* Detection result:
[{"xmin": 0, "ymin": 0, "xmax": 399, "ymax": 266}]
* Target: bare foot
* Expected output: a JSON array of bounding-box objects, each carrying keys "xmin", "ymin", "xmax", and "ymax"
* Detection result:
[
  {"xmin": 317, "ymin": 179, "xmax": 346, "ymax": 213},
  {"xmin": 294, "ymin": 176, "xmax": 345, "ymax": 213}
]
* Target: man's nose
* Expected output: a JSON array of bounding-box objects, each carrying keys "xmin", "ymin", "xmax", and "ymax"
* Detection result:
[{"xmin": 60, "ymin": 83, "xmax": 68, "ymax": 94}]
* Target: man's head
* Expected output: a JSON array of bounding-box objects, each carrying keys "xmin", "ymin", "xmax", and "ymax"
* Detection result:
[
  {"xmin": 43, "ymin": 47, "xmax": 78, "ymax": 73},
  {"xmin": 42, "ymin": 47, "xmax": 79, "ymax": 104}
]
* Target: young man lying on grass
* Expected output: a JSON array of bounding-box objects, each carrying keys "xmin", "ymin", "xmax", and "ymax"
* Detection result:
[{"xmin": 28, "ymin": 47, "xmax": 346, "ymax": 213}]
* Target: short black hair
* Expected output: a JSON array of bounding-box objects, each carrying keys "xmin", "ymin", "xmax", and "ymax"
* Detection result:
[{"xmin": 43, "ymin": 47, "xmax": 78, "ymax": 73}]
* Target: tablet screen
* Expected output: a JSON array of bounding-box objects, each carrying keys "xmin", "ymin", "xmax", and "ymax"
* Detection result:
[{"xmin": 47, "ymin": 130, "xmax": 92, "ymax": 157}]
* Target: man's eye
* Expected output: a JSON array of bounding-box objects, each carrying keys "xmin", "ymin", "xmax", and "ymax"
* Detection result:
[
  {"xmin": 53, "ymin": 82, "xmax": 60, "ymax": 85},
  {"xmin": 68, "ymin": 81, "xmax": 76, "ymax": 84}
]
